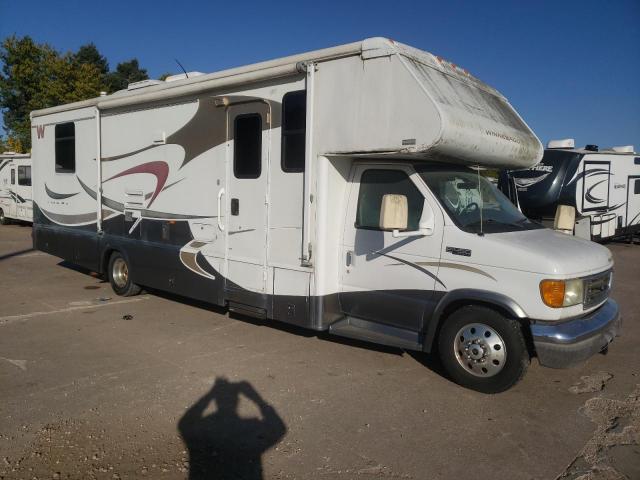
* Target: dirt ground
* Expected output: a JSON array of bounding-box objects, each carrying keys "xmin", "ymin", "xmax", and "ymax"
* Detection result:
[{"xmin": 0, "ymin": 223, "xmax": 638, "ymax": 480}]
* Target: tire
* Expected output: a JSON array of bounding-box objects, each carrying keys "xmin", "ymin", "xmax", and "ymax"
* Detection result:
[
  {"xmin": 107, "ymin": 251, "xmax": 142, "ymax": 297},
  {"xmin": 0, "ymin": 209, "xmax": 10, "ymax": 225},
  {"xmin": 437, "ymin": 306, "xmax": 529, "ymax": 393}
]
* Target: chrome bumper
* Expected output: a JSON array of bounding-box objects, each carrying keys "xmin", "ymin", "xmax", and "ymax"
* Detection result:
[{"xmin": 531, "ymin": 299, "xmax": 621, "ymax": 368}]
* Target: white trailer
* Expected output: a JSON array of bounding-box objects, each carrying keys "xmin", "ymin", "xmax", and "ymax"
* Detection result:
[
  {"xmin": 31, "ymin": 38, "xmax": 620, "ymax": 392},
  {"xmin": 509, "ymin": 139, "xmax": 640, "ymax": 241},
  {"xmin": 0, "ymin": 152, "xmax": 32, "ymax": 224}
]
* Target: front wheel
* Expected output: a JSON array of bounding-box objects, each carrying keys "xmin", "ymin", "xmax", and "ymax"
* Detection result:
[
  {"xmin": 438, "ymin": 306, "xmax": 529, "ymax": 393},
  {"xmin": 108, "ymin": 252, "xmax": 142, "ymax": 297}
]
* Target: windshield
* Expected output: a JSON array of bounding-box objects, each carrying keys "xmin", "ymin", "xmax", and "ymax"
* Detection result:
[{"xmin": 417, "ymin": 166, "xmax": 542, "ymax": 234}]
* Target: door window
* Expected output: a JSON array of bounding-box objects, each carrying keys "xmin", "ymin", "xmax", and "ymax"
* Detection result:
[
  {"xmin": 355, "ymin": 169, "xmax": 424, "ymax": 231},
  {"xmin": 233, "ymin": 114, "xmax": 262, "ymax": 179},
  {"xmin": 10, "ymin": 169, "xmax": 15, "ymax": 185},
  {"xmin": 635, "ymin": 179, "xmax": 640, "ymax": 195}
]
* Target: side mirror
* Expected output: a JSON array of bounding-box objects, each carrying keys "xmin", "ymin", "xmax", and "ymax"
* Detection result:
[
  {"xmin": 379, "ymin": 194, "xmax": 408, "ymax": 231},
  {"xmin": 378, "ymin": 195, "xmax": 435, "ymax": 239},
  {"xmin": 554, "ymin": 205, "xmax": 575, "ymax": 234}
]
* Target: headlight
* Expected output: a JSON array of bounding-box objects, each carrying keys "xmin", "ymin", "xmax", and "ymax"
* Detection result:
[{"xmin": 540, "ymin": 278, "xmax": 584, "ymax": 308}]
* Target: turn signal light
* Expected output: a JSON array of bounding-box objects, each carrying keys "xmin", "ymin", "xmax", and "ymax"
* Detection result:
[{"xmin": 540, "ymin": 280, "xmax": 565, "ymax": 308}]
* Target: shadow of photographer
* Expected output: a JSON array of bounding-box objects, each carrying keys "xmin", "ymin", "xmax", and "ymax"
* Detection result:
[{"xmin": 178, "ymin": 377, "xmax": 286, "ymax": 479}]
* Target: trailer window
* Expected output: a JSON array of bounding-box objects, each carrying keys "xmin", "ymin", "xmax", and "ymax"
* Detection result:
[
  {"xmin": 356, "ymin": 169, "xmax": 424, "ymax": 231},
  {"xmin": 281, "ymin": 90, "xmax": 306, "ymax": 172},
  {"xmin": 10, "ymin": 169, "xmax": 15, "ymax": 185},
  {"xmin": 635, "ymin": 179, "xmax": 640, "ymax": 194},
  {"xmin": 234, "ymin": 114, "xmax": 262, "ymax": 179},
  {"xmin": 18, "ymin": 166, "xmax": 31, "ymax": 186},
  {"xmin": 55, "ymin": 123, "xmax": 76, "ymax": 173}
]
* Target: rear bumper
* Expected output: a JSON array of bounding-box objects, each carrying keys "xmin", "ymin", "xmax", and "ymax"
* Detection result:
[{"xmin": 531, "ymin": 299, "xmax": 621, "ymax": 368}]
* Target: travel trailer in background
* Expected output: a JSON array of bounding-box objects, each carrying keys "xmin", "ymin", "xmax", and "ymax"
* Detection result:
[
  {"xmin": 508, "ymin": 139, "xmax": 639, "ymax": 241},
  {"xmin": 0, "ymin": 152, "xmax": 32, "ymax": 224},
  {"xmin": 31, "ymin": 38, "xmax": 620, "ymax": 392}
]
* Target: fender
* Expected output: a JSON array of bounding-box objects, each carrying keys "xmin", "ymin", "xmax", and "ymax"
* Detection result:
[{"xmin": 422, "ymin": 289, "xmax": 528, "ymax": 353}]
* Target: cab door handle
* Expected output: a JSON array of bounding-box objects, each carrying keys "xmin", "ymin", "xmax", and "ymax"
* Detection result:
[{"xmin": 346, "ymin": 250, "xmax": 354, "ymax": 267}]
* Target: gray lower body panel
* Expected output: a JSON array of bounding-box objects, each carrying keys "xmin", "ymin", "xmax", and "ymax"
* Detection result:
[{"xmin": 531, "ymin": 299, "xmax": 621, "ymax": 368}]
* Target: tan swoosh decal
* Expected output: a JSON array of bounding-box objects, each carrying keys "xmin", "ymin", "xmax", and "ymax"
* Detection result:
[{"xmin": 386, "ymin": 261, "xmax": 496, "ymax": 281}]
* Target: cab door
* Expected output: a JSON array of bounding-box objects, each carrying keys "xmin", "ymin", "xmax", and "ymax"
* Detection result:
[
  {"xmin": 224, "ymin": 102, "xmax": 271, "ymax": 295},
  {"xmin": 340, "ymin": 164, "xmax": 444, "ymax": 332}
]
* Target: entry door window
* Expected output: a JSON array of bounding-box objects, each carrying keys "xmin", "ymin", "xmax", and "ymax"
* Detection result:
[
  {"xmin": 355, "ymin": 169, "xmax": 424, "ymax": 231},
  {"xmin": 10, "ymin": 169, "xmax": 15, "ymax": 185},
  {"xmin": 233, "ymin": 114, "xmax": 262, "ymax": 179}
]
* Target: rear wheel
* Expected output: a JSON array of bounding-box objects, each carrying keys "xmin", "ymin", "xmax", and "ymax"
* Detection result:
[
  {"xmin": 108, "ymin": 252, "xmax": 141, "ymax": 297},
  {"xmin": 438, "ymin": 306, "xmax": 529, "ymax": 393},
  {"xmin": 0, "ymin": 208, "xmax": 10, "ymax": 225}
]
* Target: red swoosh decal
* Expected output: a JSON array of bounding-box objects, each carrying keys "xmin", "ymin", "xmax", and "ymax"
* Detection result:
[{"xmin": 104, "ymin": 161, "xmax": 169, "ymax": 207}]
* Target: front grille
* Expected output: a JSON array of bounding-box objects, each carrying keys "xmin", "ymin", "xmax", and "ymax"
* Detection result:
[{"xmin": 583, "ymin": 270, "xmax": 611, "ymax": 309}]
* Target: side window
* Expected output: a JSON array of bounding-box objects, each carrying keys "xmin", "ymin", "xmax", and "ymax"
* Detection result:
[
  {"xmin": 18, "ymin": 166, "xmax": 31, "ymax": 186},
  {"xmin": 635, "ymin": 179, "xmax": 640, "ymax": 195},
  {"xmin": 233, "ymin": 114, "xmax": 262, "ymax": 179},
  {"xmin": 281, "ymin": 90, "xmax": 306, "ymax": 172},
  {"xmin": 356, "ymin": 169, "xmax": 424, "ymax": 231},
  {"xmin": 10, "ymin": 169, "xmax": 15, "ymax": 185},
  {"xmin": 55, "ymin": 122, "xmax": 76, "ymax": 173}
]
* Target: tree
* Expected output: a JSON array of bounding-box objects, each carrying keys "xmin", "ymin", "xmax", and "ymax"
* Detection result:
[
  {"xmin": 0, "ymin": 36, "xmax": 104, "ymax": 150},
  {"xmin": 105, "ymin": 59, "xmax": 148, "ymax": 93},
  {"xmin": 0, "ymin": 36, "xmax": 151, "ymax": 150},
  {"xmin": 74, "ymin": 43, "xmax": 109, "ymax": 76}
]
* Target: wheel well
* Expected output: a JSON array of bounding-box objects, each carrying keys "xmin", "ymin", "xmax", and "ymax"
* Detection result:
[
  {"xmin": 101, "ymin": 248, "xmax": 117, "ymax": 275},
  {"xmin": 427, "ymin": 300, "xmax": 535, "ymax": 357}
]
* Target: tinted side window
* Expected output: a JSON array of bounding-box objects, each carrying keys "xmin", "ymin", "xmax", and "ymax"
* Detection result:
[
  {"xmin": 234, "ymin": 114, "xmax": 262, "ymax": 179},
  {"xmin": 281, "ymin": 90, "xmax": 306, "ymax": 172},
  {"xmin": 55, "ymin": 122, "xmax": 75, "ymax": 173},
  {"xmin": 10, "ymin": 169, "xmax": 15, "ymax": 185},
  {"xmin": 356, "ymin": 169, "xmax": 424, "ymax": 230},
  {"xmin": 635, "ymin": 179, "xmax": 640, "ymax": 194},
  {"xmin": 18, "ymin": 166, "xmax": 31, "ymax": 186}
]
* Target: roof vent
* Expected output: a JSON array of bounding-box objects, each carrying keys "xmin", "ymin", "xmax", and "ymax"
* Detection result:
[
  {"xmin": 164, "ymin": 72, "xmax": 204, "ymax": 83},
  {"xmin": 584, "ymin": 144, "xmax": 599, "ymax": 151},
  {"xmin": 127, "ymin": 79, "xmax": 164, "ymax": 91},
  {"xmin": 547, "ymin": 138, "xmax": 575, "ymax": 149},
  {"xmin": 611, "ymin": 145, "xmax": 634, "ymax": 153}
]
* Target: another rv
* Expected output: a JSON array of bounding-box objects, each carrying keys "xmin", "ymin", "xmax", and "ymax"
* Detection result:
[
  {"xmin": 508, "ymin": 139, "xmax": 639, "ymax": 241},
  {"xmin": 0, "ymin": 152, "xmax": 32, "ymax": 224},
  {"xmin": 30, "ymin": 38, "xmax": 620, "ymax": 392}
]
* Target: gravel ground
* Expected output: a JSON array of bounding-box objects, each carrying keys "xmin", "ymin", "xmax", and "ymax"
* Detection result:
[{"xmin": 0, "ymin": 224, "xmax": 638, "ymax": 479}]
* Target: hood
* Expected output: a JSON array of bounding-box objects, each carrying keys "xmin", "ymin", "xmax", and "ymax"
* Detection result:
[{"xmin": 462, "ymin": 228, "xmax": 613, "ymax": 276}]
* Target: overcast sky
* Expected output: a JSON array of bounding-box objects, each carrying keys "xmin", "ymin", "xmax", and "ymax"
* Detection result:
[{"xmin": 1, "ymin": 0, "xmax": 638, "ymax": 149}]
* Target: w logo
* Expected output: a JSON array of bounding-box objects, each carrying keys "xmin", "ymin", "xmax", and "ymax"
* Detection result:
[{"xmin": 36, "ymin": 125, "xmax": 45, "ymax": 139}]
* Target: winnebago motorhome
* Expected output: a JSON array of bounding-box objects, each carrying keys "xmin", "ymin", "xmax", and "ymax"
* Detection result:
[
  {"xmin": 509, "ymin": 139, "xmax": 639, "ymax": 241},
  {"xmin": 0, "ymin": 152, "xmax": 32, "ymax": 224},
  {"xmin": 31, "ymin": 38, "xmax": 620, "ymax": 392}
]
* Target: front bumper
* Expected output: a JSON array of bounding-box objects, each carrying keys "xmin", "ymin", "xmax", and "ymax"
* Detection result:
[{"xmin": 531, "ymin": 299, "xmax": 621, "ymax": 368}]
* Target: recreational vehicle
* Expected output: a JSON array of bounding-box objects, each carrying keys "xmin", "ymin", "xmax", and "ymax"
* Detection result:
[
  {"xmin": 0, "ymin": 152, "xmax": 32, "ymax": 224},
  {"xmin": 508, "ymin": 139, "xmax": 639, "ymax": 241},
  {"xmin": 30, "ymin": 38, "xmax": 620, "ymax": 392}
]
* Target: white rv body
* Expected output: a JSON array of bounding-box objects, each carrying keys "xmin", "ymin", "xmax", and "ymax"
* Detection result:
[
  {"xmin": 510, "ymin": 142, "xmax": 640, "ymax": 241},
  {"xmin": 30, "ymin": 38, "xmax": 619, "ymax": 391},
  {"xmin": 0, "ymin": 152, "xmax": 32, "ymax": 224}
]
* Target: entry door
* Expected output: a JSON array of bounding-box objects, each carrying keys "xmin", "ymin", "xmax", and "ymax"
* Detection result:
[
  {"xmin": 582, "ymin": 161, "xmax": 611, "ymax": 212},
  {"xmin": 340, "ymin": 164, "xmax": 444, "ymax": 332},
  {"xmin": 627, "ymin": 177, "xmax": 640, "ymax": 228},
  {"xmin": 9, "ymin": 167, "xmax": 17, "ymax": 217},
  {"xmin": 225, "ymin": 102, "xmax": 270, "ymax": 293}
]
